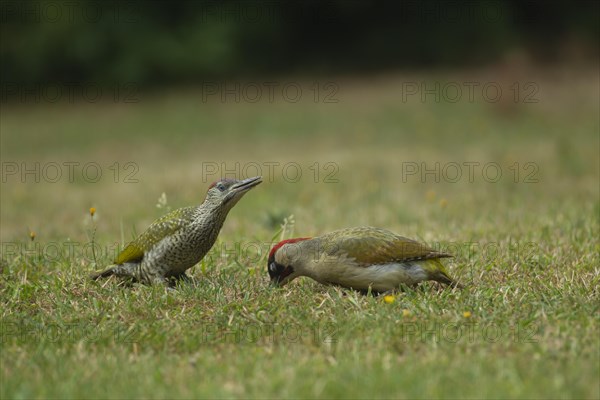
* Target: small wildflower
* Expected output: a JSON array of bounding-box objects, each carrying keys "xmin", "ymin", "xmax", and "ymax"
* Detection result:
[
  {"xmin": 383, "ymin": 295, "xmax": 395, "ymax": 304},
  {"xmin": 426, "ymin": 190, "xmax": 436, "ymax": 202},
  {"xmin": 402, "ymin": 309, "xmax": 411, "ymax": 317},
  {"xmin": 88, "ymin": 208, "xmax": 98, "ymax": 266},
  {"xmin": 156, "ymin": 192, "xmax": 168, "ymax": 209},
  {"xmin": 439, "ymin": 198, "xmax": 448, "ymax": 208},
  {"xmin": 29, "ymin": 231, "xmax": 36, "ymax": 241},
  {"xmin": 463, "ymin": 311, "xmax": 472, "ymax": 318}
]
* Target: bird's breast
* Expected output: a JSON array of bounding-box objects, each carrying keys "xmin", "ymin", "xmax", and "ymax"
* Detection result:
[
  {"xmin": 144, "ymin": 224, "xmax": 222, "ymax": 273},
  {"xmin": 313, "ymin": 258, "xmax": 429, "ymax": 292}
]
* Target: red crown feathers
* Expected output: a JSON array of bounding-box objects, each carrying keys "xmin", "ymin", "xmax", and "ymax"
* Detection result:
[{"xmin": 268, "ymin": 238, "xmax": 311, "ymax": 260}]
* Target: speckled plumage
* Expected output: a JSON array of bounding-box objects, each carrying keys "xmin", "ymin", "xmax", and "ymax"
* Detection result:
[{"xmin": 92, "ymin": 176, "xmax": 262, "ymax": 285}]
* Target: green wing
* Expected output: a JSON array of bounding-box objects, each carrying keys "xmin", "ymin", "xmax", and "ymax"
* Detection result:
[
  {"xmin": 320, "ymin": 227, "xmax": 451, "ymax": 266},
  {"xmin": 114, "ymin": 206, "xmax": 197, "ymax": 264}
]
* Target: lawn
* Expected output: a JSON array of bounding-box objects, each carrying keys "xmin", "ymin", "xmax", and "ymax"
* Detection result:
[{"xmin": 1, "ymin": 69, "xmax": 599, "ymax": 399}]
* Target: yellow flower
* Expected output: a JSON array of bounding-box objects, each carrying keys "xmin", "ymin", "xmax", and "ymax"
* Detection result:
[
  {"xmin": 89, "ymin": 207, "xmax": 96, "ymax": 217},
  {"xmin": 29, "ymin": 231, "xmax": 36, "ymax": 241},
  {"xmin": 426, "ymin": 190, "xmax": 436, "ymax": 202},
  {"xmin": 383, "ymin": 295, "xmax": 395, "ymax": 304},
  {"xmin": 402, "ymin": 309, "xmax": 411, "ymax": 317},
  {"xmin": 463, "ymin": 311, "xmax": 472, "ymax": 318},
  {"xmin": 439, "ymin": 198, "xmax": 448, "ymax": 208}
]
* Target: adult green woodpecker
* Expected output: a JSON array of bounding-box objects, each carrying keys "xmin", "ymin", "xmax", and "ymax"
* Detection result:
[
  {"xmin": 91, "ymin": 176, "xmax": 262, "ymax": 285},
  {"xmin": 268, "ymin": 226, "xmax": 461, "ymax": 292}
]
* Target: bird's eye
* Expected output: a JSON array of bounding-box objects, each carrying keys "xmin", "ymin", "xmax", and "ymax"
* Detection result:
[
  {"xmin": 269, "ymin": 262, "xmax": 278, "ymax": 273},
  {"xmin": 216, "ymin": 182, "xmax": 226, "ymax": 191}
]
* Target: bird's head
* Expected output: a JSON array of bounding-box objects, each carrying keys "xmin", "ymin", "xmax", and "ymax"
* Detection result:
[
  {"xmin": 205, "ymin": 176, "xmax": 262, "ymax": 210},
  {"xmin": 268, "ymin": 237, "xmax": 311, "ymax": 286}
]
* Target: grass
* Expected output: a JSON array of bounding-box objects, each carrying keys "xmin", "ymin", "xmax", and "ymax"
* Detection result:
[{"xmin": 1, "ymin": 68, "xmax": 599, "ymax": 399}]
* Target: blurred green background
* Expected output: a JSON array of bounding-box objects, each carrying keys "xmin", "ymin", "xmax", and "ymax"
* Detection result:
[
  {"xmin": 1, "ymin": 1, "xmax": 599, "ymax": 399},
  {"xmin": 1, "ymin": 0, "xmax": 598, "ymax": 86}
]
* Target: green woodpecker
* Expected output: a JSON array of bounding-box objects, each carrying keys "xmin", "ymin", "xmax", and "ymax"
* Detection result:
[
  {"xmin": 268, "ymin": 226, "xmax": 461, "ymax": 292},
  {"xmin": 91, "ymin": 176, "xmax": 262, "ymax": 285}
]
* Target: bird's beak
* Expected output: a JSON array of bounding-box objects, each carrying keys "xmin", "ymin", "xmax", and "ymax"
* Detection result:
[
  {"xmin": 231, "ymin": 176, "xmax": 262, "ymax": 193},
  {"xmin": 269, "ymin": 263, "xmax": 294, "ymax": 287},
  {"xmin": 225, "ymin": 176, "xmax": 262, "ymax": 203},
  {"xmin": 269, "ymin": 277, "xmax": 282, "ymax": 287},
  {"xmin": 270, "ymin": 275, "xmax": 288, "ymax": 287}
]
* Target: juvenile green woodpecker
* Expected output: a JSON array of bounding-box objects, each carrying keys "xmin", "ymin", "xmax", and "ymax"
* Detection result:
[
  {"xmin": 91, "ymin": 176, "xmax": 262, "ymax": 285},
  {"xmin": 268, "ymin": 226, "xmax": 461, "ymax": 292}
]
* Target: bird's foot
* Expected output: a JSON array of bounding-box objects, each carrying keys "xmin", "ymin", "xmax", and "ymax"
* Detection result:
[
  {"xmin": 177, "ymin": 273, "xmax": 193, "ymax": 282},
  {"xmin": 166, "ymin": 272, "xmax": 195, "ymax": 287}
]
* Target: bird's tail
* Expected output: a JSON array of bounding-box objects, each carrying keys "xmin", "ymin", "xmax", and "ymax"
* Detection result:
[{"xmin": 89, "ymin": 265, "xmax": 117, "ymax": 280}]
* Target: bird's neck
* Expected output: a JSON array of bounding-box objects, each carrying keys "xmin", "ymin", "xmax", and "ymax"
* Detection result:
[
  {"xmin": 291, "ymin": 239, "xmax": 321, "ymax": 279},
  {"xmin": 193, "ymin": 203, "xmax": 231, "ymax": 232}
]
